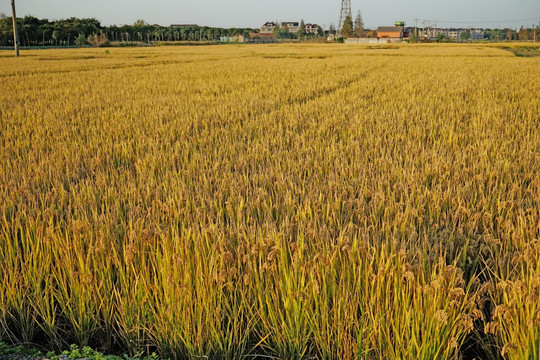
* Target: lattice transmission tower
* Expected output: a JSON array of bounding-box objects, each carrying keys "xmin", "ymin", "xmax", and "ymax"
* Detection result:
[{"xmin": 338, "ymin": 0, "xmax": 352, "ymax": 34}]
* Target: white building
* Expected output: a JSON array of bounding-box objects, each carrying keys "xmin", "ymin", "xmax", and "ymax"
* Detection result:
[
  {"xmin": 305, "ymin": 23, "xmax": 321, "ymax": 34},
  {"xmin": 281, "ymin": 21, "xmax": 300, "ymax": 34},
  {"xmin": 470, "ymin": 28, "xmax": 485, "ymax": 40},
  {"xmin": 418, "ymin": 27, "xmax": 484, "ymax": 41},
  {"xmin": 447, "ymin": 28, "xmax": 464, "ymax": 40},
  {"xmin": 260, "ymin": 22, "xmax": 276, "ymax": 34}
]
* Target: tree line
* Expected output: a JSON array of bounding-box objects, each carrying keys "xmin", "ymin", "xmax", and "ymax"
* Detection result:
[
  {"xmin": 0, "ymin": 17, "xmax": 257, "ymax": 47},
  {"xmin": 484, "ymin": 27, "xmax": 540, "ymax": 41},
  {"xmin": 339, "ymin": 11, "xmax": 366, "ymax": 38}
]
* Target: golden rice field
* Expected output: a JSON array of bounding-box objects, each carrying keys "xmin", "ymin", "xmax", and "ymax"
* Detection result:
[{"xmin": 0, "ymin": 43, "xmax": 539, "ymax": 359}]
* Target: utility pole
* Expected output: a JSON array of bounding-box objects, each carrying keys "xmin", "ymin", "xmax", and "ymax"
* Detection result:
[
  {"xmin": 11, "ymin": 0, "xmax": 20, "ymax": 56},
  {"xmin": 414, "ymin": 18, "xmax": 418, "ymax": 38}
]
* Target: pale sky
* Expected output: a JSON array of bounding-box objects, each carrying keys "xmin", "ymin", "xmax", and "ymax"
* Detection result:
[{"xmin": 1, "ymin": 0, "xmax": 539, "ymax": 29}]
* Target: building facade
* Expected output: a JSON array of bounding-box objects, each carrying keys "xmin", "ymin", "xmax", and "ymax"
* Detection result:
[
  {"xmin": 470, "ymin": 28, "xmax": 485, "ymax": 40},
  {"xmin": 281, "ymin": 22, "xmax": 300, "ymax": 34},
  {"xmin": 260, "ymin": 21, "xmax": 321, "ymax": 36},
  {"xmin": 305, "ymin": 23, "xmax": 321, "ymax": 34},
  {"xmin": 377, "ymin": 26, "xmax": 404, "ymax": 39},
  {"xmin": 421, "ymin": 27, "xmax": 485, "ymax": 41},
  {"xmin": 260, "ymin": 22, "xmax": 276, "ymax": 34},
  {"xmin": 447, "ymin": 28, "xmax": 463, "ymax": 40}
]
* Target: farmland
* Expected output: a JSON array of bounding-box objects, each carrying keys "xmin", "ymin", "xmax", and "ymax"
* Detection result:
[{"xmin": 0, "ymin": 43, "xmax": 539, "ymax": 359}]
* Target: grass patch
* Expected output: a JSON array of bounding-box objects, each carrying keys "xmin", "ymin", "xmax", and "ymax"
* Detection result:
[
  {"xmin": 0, "ymin": 343, "xmax": 160, "ymax": 360},
  {"xmin": 501, "ymin": 46, "xmax": 540, "ymax": 57}
]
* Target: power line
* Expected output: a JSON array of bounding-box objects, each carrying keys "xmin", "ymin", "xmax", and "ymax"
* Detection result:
[{"xmin": 430, "ymin": 17, "xmax": 539, "ymax": 25}]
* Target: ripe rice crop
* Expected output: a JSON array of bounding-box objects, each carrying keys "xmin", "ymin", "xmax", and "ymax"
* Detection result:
[{"xmin": 0, "ymin": 43, "xmax": 539, "ymax": 359}]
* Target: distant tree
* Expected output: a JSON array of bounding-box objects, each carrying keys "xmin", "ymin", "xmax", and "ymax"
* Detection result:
[
  {"xmin": 133, "ymin": 19, "xmax": 147, "ymax": 27},
  {"xmin": 365, "ymin": 30, "xmax": 377, "ymax": 38},
  {"xmin": 505, "ymin": 29, "xmax": 513, "ymax": 40},
  {"xmin": 518, "ymin": 26, "xmax": 530, "ymax": 41},
  {"xmin": 51, "ymin": 29, "xmax": 59, "ymax": 45},
  {"xmin": 273, "ymin": 22, "xmax": 281, "ymax": 39},
  {"xmin": 87, "ymin": 33, "xmax": 109, "ymax": 47},
  {"xmin": 460, "ymin": 30, "xmax": 470, "ymax": 41},
  {"xmin": 354, "ymin": 11, "xmax": 364, "ymax": 37},
  {"xmin": 40, "ymin": 25, "xmax": 50, "ymax": 46},
  {"xmin": 0, "ymin": 16, "xmax": 257, "ymax": 47},
  {"xmin": 329, "ymin": 23, "xmax": 335, "ymax": 35},
  {"xmin": 280, "ymin": 22, "xmax": 289, "ymax": 35},
  {"xmin": 436, "ymin": 33, "xmax": 450, "ymax": 43},
  {"xmin": 75, "ymin": 33, "xmax": 86, "ymax": 47},
  {"xmin": 276, "ymin": 22, "xmax": 295, "ymax": 39},
  {"xmin": 341, "ymin": 15, "xmax": 353, "ymax": 37},
  {"xmin": 483, "ymin": 29, "xmax": 494, "ymax": 41},
  {"xmin": 297, "ymin": 19, "xmax": 306, "ymax": 39}
]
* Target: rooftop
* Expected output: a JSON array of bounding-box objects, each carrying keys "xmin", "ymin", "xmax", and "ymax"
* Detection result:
[{"xmin": 377, "ymin": 26, "xmax": 404, "ymax": 32}]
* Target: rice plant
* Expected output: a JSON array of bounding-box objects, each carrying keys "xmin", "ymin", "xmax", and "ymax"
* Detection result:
[{"xmin": 0, "ymin": 43, "xmax": 539, "ymax": 359}]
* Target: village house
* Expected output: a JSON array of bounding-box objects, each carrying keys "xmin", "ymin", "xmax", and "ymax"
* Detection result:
[
  {"xmin": 377, "ymin": 26, "xmax": 404, "ymax": 39},
  {"xmin": 259, "ymin": 21, "xmax": 321, "ymax": 36},
  {"xmin": 249, "ymin": 32, "xmax": 276, "ymax": 43},
  {"xmin": 447, "ymin": 28, "xmax": 463, "ymax": 40},
  {"xmin": 260, "ymin": 21, "xmax": 276, "ymax": 34},
  {"xmin": 423, "ymin": 27, "xmax": 484, "ymax": 41},
  {"xmin": 281, "ymin": 21, "xmax": 300, "ymax": 34},
  {"xmin": 305, "ymin": 23, "xmax": 322, "ymax": 34},
  {"xmin": 470, "ymin": 28, "xmax": 485, "ymax": 40}
]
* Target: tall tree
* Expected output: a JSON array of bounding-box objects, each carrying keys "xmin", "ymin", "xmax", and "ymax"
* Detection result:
[
  {"xmin": 272, "ymin": 22, "xmax": 281, "ymax": 39},
  {"xmin": 329, "ymin": 23, "xmax": 335, "ymax": 35},
  {"xmin": 354, "ymin": 11, "xmax": 364, "ymax": 37},
  {"xmin": 297, "ymin": 19, "xmax": 306, "ymax": 39},
  {"xmin": 133, "ymin": 19, "xmax": 147, "ymax": 27},
  {"xmin": 341, "ymin": 15, "xmax": 353, "ymax": 37},
  {"xmin": 518, "ymin": 26, "xmax": 530, "ymax": 41}
]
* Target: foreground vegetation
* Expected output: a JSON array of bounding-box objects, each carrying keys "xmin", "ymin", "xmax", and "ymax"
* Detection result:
[
  {"xmin": 0, "ymin": 43, "xmax": 539, "ymax": 359},
  {"xmin": 0, "ymin": 342, "xmax": 159, "ymax": 360}
]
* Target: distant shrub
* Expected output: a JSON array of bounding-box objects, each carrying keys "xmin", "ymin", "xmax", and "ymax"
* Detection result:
[
  {"xmin": 75, "ymin": 33, "xmax": 87, "ymax": 47},
  {"xmin": 87, "ymin": 33, "xmax": 110, "ymax": 47}
]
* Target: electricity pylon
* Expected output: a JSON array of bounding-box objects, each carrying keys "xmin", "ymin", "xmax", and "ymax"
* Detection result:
[{"xmin": 338, "ymin": 0, "xmax": 352, "ymax": 34}]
